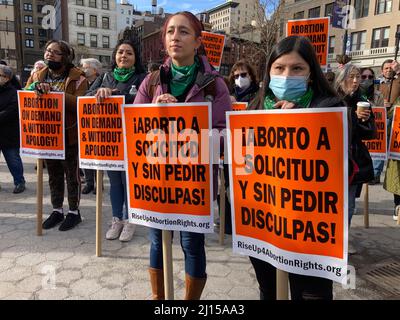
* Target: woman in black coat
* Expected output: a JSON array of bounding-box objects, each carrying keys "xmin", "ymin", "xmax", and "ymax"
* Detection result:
[{"xmin": 0, "ymin": 65, "xmax": 26, "ymax": 193}]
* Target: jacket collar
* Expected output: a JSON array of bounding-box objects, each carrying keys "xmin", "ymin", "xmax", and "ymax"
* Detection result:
[{"xmin": 33, "ymin": 66, "xmax": 84, "ymax": 82}]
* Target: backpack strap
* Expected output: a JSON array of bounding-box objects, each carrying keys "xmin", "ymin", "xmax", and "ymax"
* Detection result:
[{"xmin": 147, "ymin": 70, "xmax": 160, "ymax": 100}]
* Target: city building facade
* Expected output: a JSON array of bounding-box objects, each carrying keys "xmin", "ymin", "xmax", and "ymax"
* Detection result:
[{"xmin": 0, "ymin": 0, "xmax": 18, "ymax": 70}]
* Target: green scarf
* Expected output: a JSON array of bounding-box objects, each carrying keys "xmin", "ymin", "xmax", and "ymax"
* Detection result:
[
  {"xmin": 264, "ymin": 88, "xmax": 314, "ymax": 109},
  {"xmin": 170, "ymin": 58, "xmax": 199, "ymax": 97},
  {"xmin": 113, "ymin": 67, "xmax": 135, "ymax": 83}
]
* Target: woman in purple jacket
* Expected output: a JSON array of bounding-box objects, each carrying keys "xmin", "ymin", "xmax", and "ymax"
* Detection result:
[{"xmin": 134, "ymin": 11, "xmax": 231, "ymax": 300}]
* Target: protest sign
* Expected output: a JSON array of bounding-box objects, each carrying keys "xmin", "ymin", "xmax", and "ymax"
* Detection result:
[
  {"xmin": 78, "ymin": 96, "xmax": 125, "ymax": 171},
  {"xmin": 363, "ymin": 107, "xmax": 387, "ymax": 160},
  {"xmin": 123, "ymin": 103, "xmax": 213, "ymax": 233},
  {"xmin": 232, "ymin": 102, "xmax": 248, "ymax": 111},
  {"xmin": 201, "ymin": 31, "xmax": 225, "ymax": 72},
  {"xmin": 388, "ymin": 106, "xmax": 400, "ymax": 160},
  {"xmin": 18, "ymin": 91, "xmax": 65, "ymax": 159},
  {"xmin": 227, "ymin": 108, "xmax": 348, "ymax": 283},
  {"xmin": 287, "ymin": 17, "xmax": 330, "ymax": 68}
]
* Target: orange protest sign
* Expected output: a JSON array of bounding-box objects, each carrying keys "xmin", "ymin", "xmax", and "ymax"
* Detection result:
[
  {"xmin": 287, "ymin": 17, "xmax": 330, "ymax": 68},
  {"xmin": 232, "ymin": 102, "xmax": 248, "ymax": 111},
  {"xmin": 364, "ymin": 107, "xmax": 387, "ymax": 160},
  {"xmin": 388, "ymin": 106, "xmax": 400, "ymax": 160},
  {"xmin": 227, "ymin": 108, "xmax": 348, "ymax": 283},
  {"xmin": 18, "ymin": 91, "xmax": 65, "ymax": 159},
  {"xmin": 123, "ymin": 103, "xmax": 214, "ymax": 233},
  {"xmin": 202, "ymin": 31, "xmax": 225, "ymax": 71},
  {"xmin": 78, "ymin": 96, "xmax": 125, "ymax": 171}
]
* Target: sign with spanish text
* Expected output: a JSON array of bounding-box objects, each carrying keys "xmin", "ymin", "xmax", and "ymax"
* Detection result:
[
  {"xmin": 123, "ymin": 103, "xmax": 214, "ymax": 233},
  {"xmin": 287, "ymin": 17, "xmax": 330, "ymax": 69},
  {"xmin": 232, "ymin": 102, "xmax": 248, "ymax": 111},
  {"xmin": 364, "ymin": 107, "xmax": 387, "ymax": 160},
  {"xmin": 18, "ymin": 91, "xmax": 65, "ymax": 159},
  {"xmin": 78, "ymin": 96, "xmax": 125, "ymax": 171},
  {"xmin": 227, "ymin": 108, "xmax": 348, "ymax": 283},
  {"xmin": 201, "ymin": 31, "xmax": 225, "ymax": 72},
  {"xmin": 388, "ymin": 106, "xmax": 400, "ymax": 160}
]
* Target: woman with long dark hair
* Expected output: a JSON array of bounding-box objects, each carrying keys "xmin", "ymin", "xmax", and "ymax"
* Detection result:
[
  {"xmin": 249, "ymin": 36, "xmax": 347, "ymax": 300},
  {"xmin": 134, "ymin": 11, "xmax": 231, "ymax": 300},
  {"xmin": 87, "ymin": 39, "xmax": 146, "ymax": 242},
  {"xmin": 25, "ymin": 40, "xmax": 89, "ymax": 231}
]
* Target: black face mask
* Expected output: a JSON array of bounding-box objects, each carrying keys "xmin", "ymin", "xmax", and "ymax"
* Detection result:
[{"xmin": 46, "ymin": 60, "xmax": 63, "ymax": 71}]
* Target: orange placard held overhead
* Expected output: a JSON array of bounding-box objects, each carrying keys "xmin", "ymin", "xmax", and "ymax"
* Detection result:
[
  {"xmin": 232, "ymin": 102, "xmax": 248, "ymax": 111},
  {"xmin": 388, "ymin": 106, "xmax": 400, "ymax": 160},
  {"xmin": 123, "ymin": 102, "xmax": 214, "ymax": 233},
  {"xmin": 227, "ymin": 108, "xmax": 348, "ymax": 283},
  {"xmin": 18, "ymin": 91, "xmax": 65, "ymax": 159},
  {"xmin": 78, "ymin": 96, "xmax": 125, "ymax": 171},
  {"xmin": 363, "ymin": 107, "xmax": 387, "ymax": 160},
  {"xmin": 287, "ymin": 17, "xmax": 330, "ymax": 69},
  {"xmin": 201, "ymin": 31, "xmax": 225, "ymax": 72}
]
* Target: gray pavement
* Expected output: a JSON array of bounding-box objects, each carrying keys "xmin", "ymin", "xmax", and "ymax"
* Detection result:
[{"xmin": 0, "ymin": 156, "xmax": 399, "ymax": 300}]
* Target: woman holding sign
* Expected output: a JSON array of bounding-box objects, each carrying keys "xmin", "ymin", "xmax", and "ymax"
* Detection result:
[
  {"xmin": 25, "ymin": 40, "xmax": 89, "ymax": 231},
  {"xmin": 86, "ymin": 39, "xmax": 146, "ymax": 242},
  {"xmin": 248, "ymin": 36, "xmax": 347, "ymax": 300},
  {"xmin": 134, "ymin": 11, "xmax": 231, "ymax": 300}
]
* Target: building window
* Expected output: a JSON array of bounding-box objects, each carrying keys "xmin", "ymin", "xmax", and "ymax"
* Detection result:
[
  {"xmin": 37, "ymin": 4, "xmax": 44, "ymax": 12},
  {"xmin": 25, "ymin": 27, "xmax": 33, "ymax": 35},
  {"xmin": 325, "ymin": 2, "xmax": 334, "ymax": 18},
  {"xmin": 328, "ymin": 36, "xmax": 335, "ymax": 53},
  {"xmin": 77, "ymin": 33, "xmax": 85, "ymax": 46},
  {"xmin": 354, "ymin": 0, "xmax": 369, "ymax": 18},
  {"xmin": 76, "ymin": 0, "xmax": 84, "ymax": 5},
  {"xmin": 102, "ymin": 17, "xmax": 109, "ymax": 29},
  {"xmin": 23, "ymin": 3, "xmax": 33, "ymax": 11},
  {"xmin": 99, "ymin": 55, "xmax": 111, "ymax": 64},
  {"xmin": 351, "ymin": 30, "xmax": 366, "ymax": 51},
  {"xmin": 89, "ymin": 0, "xmax": 97, "ymax": 8},
  {"xmin": 39, "ymin": 40, "xmax": 46, "ymax": 49},
  {"xmin": 90, "ymin": 34, "xmax": 98, "ymax": 47},
  {"xmin": 38, "ymin": 29, "xmax": 47, "ymax": 37},
  {"xmin": 308, "ymin": 6, "xmax": 321, "ymax": 18},
  {"xmin": 371, "ymin": 26, "xmax": 390, "ymax": 48},
  {"xmin": 102, "ymin": 0, "xmax": 109, "ymax": 10},
  {"xmin": 77, "ymin": 13, "xmax": 85, "ymax": 26},
  {"xmin": 293, "ymin": 11, "xmax": 304, "ymax": 19},
  {"xmin": 375, "ymin": 0, "xmax": 392, "ymax": 14},
  {"xmin": 25, "ymin": 39, "xmax": 34, "ymax": 48},
  {"xmin": 102, "ymin": 36, "xmax": 110, "ymax": 48},
  {"xmin": 38, "ymin": 17, "xmax": 43, "ymax": 25},
  {"xmin": 24, "ymin": 15, "xmax": 33, "ymax": 23},
  {"xmin": 90, "ymin": 15, "xmax": 97, "ymax": 28}
]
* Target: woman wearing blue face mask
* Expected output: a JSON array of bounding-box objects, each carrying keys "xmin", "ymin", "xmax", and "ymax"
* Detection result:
[{"xmin": 248, "ymin": 36, "xmax": 349, "ymax": 300}]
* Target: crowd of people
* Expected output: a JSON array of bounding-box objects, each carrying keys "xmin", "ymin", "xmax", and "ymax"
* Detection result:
[{"xmin": 1, "ymin": 10, "xmax": 400, "ymax": 300}]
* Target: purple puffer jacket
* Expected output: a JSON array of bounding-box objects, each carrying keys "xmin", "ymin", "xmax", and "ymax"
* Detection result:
[
  {"xmin": 134, "ymin": 55, "xmax": 231, "ymax": 131},
  {"xmin": 134, "ymin": 55, "xmax": 231, "ymax": 200}
]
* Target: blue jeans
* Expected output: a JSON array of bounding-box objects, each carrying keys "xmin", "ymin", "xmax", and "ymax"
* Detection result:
[
  {"xmin": 0, "ymin": 148, "xmax": 25, "ymax": 186},
  {"xmin": 149, "ymin": 228, "xmax": 206, "ymax": 278},
  {"xmin": 107, "ymin": 170, "xmax": 128, "ymax": 220},
  {"xmin": 348, "ymin": 184, "xmax": 359, "ymax": 226},
  {"xmin": 372, "ymin": 160, "xmax": 384, "ymax": 177}
]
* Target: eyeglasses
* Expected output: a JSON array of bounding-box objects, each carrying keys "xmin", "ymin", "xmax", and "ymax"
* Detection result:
[
  {"xmin": 234, "ymin": 72, "xmax": 248, "ymax": 79},
  {"xmin": 45, "ymin": 48, "xmax": 63, "ymax": 56},
  {"xmin": 361, "ymin": 75, "xmax": 374, "ymax": 80}
]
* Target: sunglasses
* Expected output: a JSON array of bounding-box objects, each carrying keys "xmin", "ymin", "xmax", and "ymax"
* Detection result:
[
  {"xmin": 361, "ymin": 75, "xmax": 374, "ymax": 80},
  {"xmin": 234, "ymin": 72, "xmax": 248, "ymax": 79}
]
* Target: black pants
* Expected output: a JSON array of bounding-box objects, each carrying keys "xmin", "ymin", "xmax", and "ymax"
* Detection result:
[{"xmin": 249, "ymin": 257, "xmax": 333, "ymax": 300}]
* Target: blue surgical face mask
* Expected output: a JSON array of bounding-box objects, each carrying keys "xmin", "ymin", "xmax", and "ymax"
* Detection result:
[{"xmin": 269, "ymin": 74, "xmax": 309, "ymax": 101}]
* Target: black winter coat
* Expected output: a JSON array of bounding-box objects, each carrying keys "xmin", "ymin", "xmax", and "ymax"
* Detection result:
[
  {"xmin": 86, "ymin": 71, "xmax": 146, "ymax": 102},
  {"xmin": 0, "ymin": 83, "xmax": 20, "ymax": 148},
  {"xmin": 343, "ymin": 90, "xmax": 377, "ymax": 185}
]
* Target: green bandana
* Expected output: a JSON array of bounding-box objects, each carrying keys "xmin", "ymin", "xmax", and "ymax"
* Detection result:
[
  {"xmin": 264, "ymin": 88, "xmax": 314, "ymax": 109},
  {"xmin": 113, "ymin": 67, "xmax": 135, "ymax": 83},
  {"xmin": 170, "ymin": 58, "xmax": 199, "ymax": 97}
]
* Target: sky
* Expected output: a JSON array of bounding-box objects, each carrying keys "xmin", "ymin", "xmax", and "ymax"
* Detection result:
[{"xmin": 130, "ymin": 0, "xmax": 225, "ymax": 15}]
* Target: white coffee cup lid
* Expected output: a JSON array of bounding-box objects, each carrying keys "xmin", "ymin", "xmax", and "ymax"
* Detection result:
[{"xmin": 357, "ymin": 101, "xmax": 370, "ymax": 107}]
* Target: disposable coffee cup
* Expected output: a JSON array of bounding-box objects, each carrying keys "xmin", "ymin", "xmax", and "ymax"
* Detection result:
[{"xmin": 357, "ymin": 101, "xmax": 370, "ymax": 113}]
